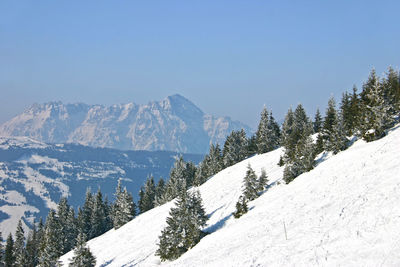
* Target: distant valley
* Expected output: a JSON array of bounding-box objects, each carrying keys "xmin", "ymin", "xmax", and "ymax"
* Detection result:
[{"xmin": 0, "ymin": 136, "xmax": 202, "ymax": 237}]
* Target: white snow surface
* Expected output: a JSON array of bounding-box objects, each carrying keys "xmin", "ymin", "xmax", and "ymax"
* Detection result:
[
  {"xmin": 61, "ymin": 124, "xmax": 400, "ymax": 266},
  {"xmin": 0, "ymin": 136, "xmax": 49, "ymax": 149}
]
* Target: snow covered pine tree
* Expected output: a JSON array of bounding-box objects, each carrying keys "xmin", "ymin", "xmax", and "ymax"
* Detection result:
[{"xmin": 156, "ymin": 190, "xmax": 208, "ymax": 261}]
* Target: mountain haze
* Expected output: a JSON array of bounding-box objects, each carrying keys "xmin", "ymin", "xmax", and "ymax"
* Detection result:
[{"xmin": 0, "ymin": 95, "xmax": 251, "ymax": 154}]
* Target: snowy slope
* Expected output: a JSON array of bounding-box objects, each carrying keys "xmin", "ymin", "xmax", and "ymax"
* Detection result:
[
  {"xmin": 0, "ymin": 95, "xmax": 251, "ymax": 154},
  {"xmin": 60, "ymin": 124, "xmax": 400, "ymax": 266},
  {"xmin": 0, "ymin": 137, "xmax": 202, "ymax": 238}
]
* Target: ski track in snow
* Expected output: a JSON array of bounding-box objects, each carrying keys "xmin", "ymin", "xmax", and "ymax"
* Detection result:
[{"xmin": 61, "ymin": 124, "xmax": 400, "ymax": 266}]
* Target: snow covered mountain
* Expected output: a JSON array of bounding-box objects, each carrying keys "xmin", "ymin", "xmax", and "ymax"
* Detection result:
[
  {"xmin": 0, "ymin": 95, "xmax": 251, "ymax": 154},
  {"xmin": 61, "ymin": 124, "xmax": 400, "ymax": 266},
  {"xmin": 0, "ymin": 136, "xmax": 202, "ymax": 238}
]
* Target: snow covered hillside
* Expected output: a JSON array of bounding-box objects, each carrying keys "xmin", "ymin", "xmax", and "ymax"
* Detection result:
[
  {"xmin": 0, "ymin": 137, "xmax": 202, "ymax": 237},
  {"xmin": 0, "ymin": 94, "xmax": 251, "ymax": 154},
  {"xmin": 61, "ymin": 124, "xmax": 400, "ymax": 266}
]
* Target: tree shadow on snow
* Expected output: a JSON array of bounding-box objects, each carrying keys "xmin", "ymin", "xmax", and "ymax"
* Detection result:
[
  {"xmin": 204, "ymin": 213, "xmax": 233, "ymax": 233},
  {"xmin": 204, "ymin": 206, "xmax": 256, "ymax": 234},
  {"xmin": 206, "ymin": 205, "xmax": 224, "ymax": 218},
  {"xmin": 99, "ymin": 259, "xmax": 114, "ymax": 267}
]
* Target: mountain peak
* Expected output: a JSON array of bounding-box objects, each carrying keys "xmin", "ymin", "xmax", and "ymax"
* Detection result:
[
  {"xmin": 166, "ymin": 93, "xmax": 189, "ymax": 101},
  {"xmin": 0, "ymin": 95, "xmax": 251, "ymax": 153},
  {"xmin": 162, "ymin": 94, "xmax": 204, "ymax": 117}
]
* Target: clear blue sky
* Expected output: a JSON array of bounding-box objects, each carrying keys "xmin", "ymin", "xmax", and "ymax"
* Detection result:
[{"xmin": 1, "ymin": 0, "xmax": 399, "ymax": 128}]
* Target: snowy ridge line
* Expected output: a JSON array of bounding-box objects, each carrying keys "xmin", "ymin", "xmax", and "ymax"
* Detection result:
[{"xmin": 0, "ymin": 95, "xmax": 252, "ymax": 154}]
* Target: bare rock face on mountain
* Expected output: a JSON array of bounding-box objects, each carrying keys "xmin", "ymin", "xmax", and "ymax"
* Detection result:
[{"xmin": 0, "ymin": 94, "xmax": 251, "ymax": 154}]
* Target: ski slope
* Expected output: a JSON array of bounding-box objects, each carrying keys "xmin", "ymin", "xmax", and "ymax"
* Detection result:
[{"xmin": 60, "ymin": 124, "xmax": 400, "ymax": 266}]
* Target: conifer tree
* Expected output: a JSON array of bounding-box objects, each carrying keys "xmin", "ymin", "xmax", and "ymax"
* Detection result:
[
  {"xmin": 234, "ymin": 167, "xmax": 268, "ymax": 219},
  {"xmin": 278, "ymin": 155, "xmax": 285, "ymax": 167},
  {"xmin": 314, "ymin": 133, "xmax": 324, "ymax": 156},
  {"xmin": 281, "ymin": 107, "xmax": 294, "ymax": 149},
  {"xmin": 70, "ymin": 231, "xmax": 96, "ymax": 267},
  {"xmin": 156, "ymin": 190, "xmax": 208, "ymax": 261},
  {"xmin": 185, "ymin": 190, "xmax": 208, "ymax": 248},
  {"xmin": 266, "ymin": 111, "xmax": 281, "ymax": 150},
  {"xmin": 154, "ymin": 178, "xmax": 166, "ymax": 206},
  {"xmin": 207, "ymin": 144, "xmax": 223, "ymax": 175},
  {"xmin": 222, "ymin": 129, "xmax": 248, "ymax": 167},
  {"xmin": 193, "ymin": 161, "xmax": 208, "ymax": 187},
  {"xmin": 283, "ymin": 134, "xmax": 315, "ymax": 183},
  {"xmin": 256, "ymin": 108, "xmax": 281, "ymax": 154},
  {"xmin": 339, "ymin": 86, "xmax": 362, "ymax": 136},
  {"xmin": 322, "ymin": 97, "xmax": 346, "ymax": 152},
  {"xmin": 14, "ymin": 220, "xmax": 27, "ymax": 266},
  {"xmin": 36, "ymin": 218, "xmax": 45, "ymax": 260},
  {"xmin": 233, "ymin": 196, "xmax": 248, "ymax": 219},
  {"xmin": 247, "ymin": 135, "xmax": 258, "ymax": 156},
  {"xmin": 26, "ymin": 224, "xmax": 39, "ymax": 267},
  {"xmin": 383, "ymin": 66, "xmax": 400, "ymax": 112},
  {"xmin": 322, "ymin": 96, "xmax": 337, "ymax": 135},
  {"xmin": 185, "ymin": 161, "xmax": 197, "ymax": 188},
  {"xmin": 113, "ymin": 180, "xmax": 136, "ymax": 229},
  {"xmin": 340, "ymin": 91, "xmax": 354, "ymax": 136},
  {"xmin": 4, "ymin": 233, "xmax": 14, "ymax": 267},
  {"xmin": 139, "ymin": 176, "xmax": 156, "ymax": 213},
  {"xmin": 57, "ymin": 197, "xmax": 77, "ymax": 252},
  {"xmin": 243, "ymin": 164, "xmax": 259, "ymax": 201},
  {"xmin": 359, "ymin": 70, "xmax": 377, "ymax": 136},
  {"xmin": 282, "ymin": 104, "xmax": 314, "ymax": 183},
  {"xmin": 137, "ymin": 187, "xmax": 145, "ymax": 213},
  {"xmin": 313, "ymin": 108, "xmax": 323, "ymax": 133},
  {"xmin": 257, "ymin": 168, "xmax": 269, "ymax": 192},
  {"xmin": 360, "ymin": 69, "xmax": 379, "ymax": 106},
  {"xmin": 360, "ymin": 69, "xmax": 394, "ymax": 141},
  {"xmin": 256, "ymin": 107, "xmax": 270, "ymax": 154},
  {"xmin": 78, "ymin": 189, "xmax": 94, "ymax": 239},
  {"xmin": 38, "ymin": 210, "xmax": 62, "ymax": 267},
  {"xmin": 283, "ymin": 104, "xmax": 313, "ymax": 163},
  {"xmin": 0, "ymin": 232, "xmax": 3, "ymax": 264},
  {"xmin": 103, "ymin": 196, "xmax": 114, "ymax": 232},
  {"xmin": 194, "ymin": 144, "xmax": 223, "ymax": 187},
  {"xmin": 122, "ymin": 187, "xmax": 136, "ymax": 227},
  {"xmin": 89, "ymin": 189, "xmax": 107, "ymax": 239},
  {"xmin": 349, "ymin": 86, "xmax": 362, "ymax": 133},
  {"xmin": 330, "ymin": 113, "xmax": 348, "ymax": 154},
  {"xmin": 163, "ymin": 156, "xmax": 189, "ymax": 202}
]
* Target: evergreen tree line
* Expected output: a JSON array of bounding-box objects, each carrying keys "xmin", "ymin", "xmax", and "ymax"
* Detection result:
[
  {"xmin": 0, "ymin": 219, "xmax": 96, "ymax": 267},
  {"xmin": 137, "ymin": 127, "xmax": 266, "ymax": 216},
  {"xmin": 281, "ymin": 67, "xmax": 400, "ymax": 184},
  {"xmin": 137, "ymin": 156, "xmax": 197, "ymax": 213},
  {"xmin": 154, "ymin": 123, "xmax": 278, "ymax": 261},
  {"xmin": 0, "ymin": 179, "xmax": 136, "ymax": 266},
  {"xmin": 138, "ymin": 108, "xmax": 282, "ymax": 216}
]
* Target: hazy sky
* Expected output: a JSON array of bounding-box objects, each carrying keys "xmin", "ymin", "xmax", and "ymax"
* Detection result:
[{"xmin": 1, "ymin": 1, "xmax": 399, "ymax": 128}]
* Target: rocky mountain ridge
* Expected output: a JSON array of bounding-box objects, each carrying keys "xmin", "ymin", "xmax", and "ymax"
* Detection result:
[{"xmin": 0, "ymin": 94, "xmax": 251, "ymax": 154}]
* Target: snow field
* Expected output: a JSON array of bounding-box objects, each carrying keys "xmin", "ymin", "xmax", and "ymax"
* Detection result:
[{"xmin": 61, "ymin": 124, "xmax": 400, "ymax": 266}]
